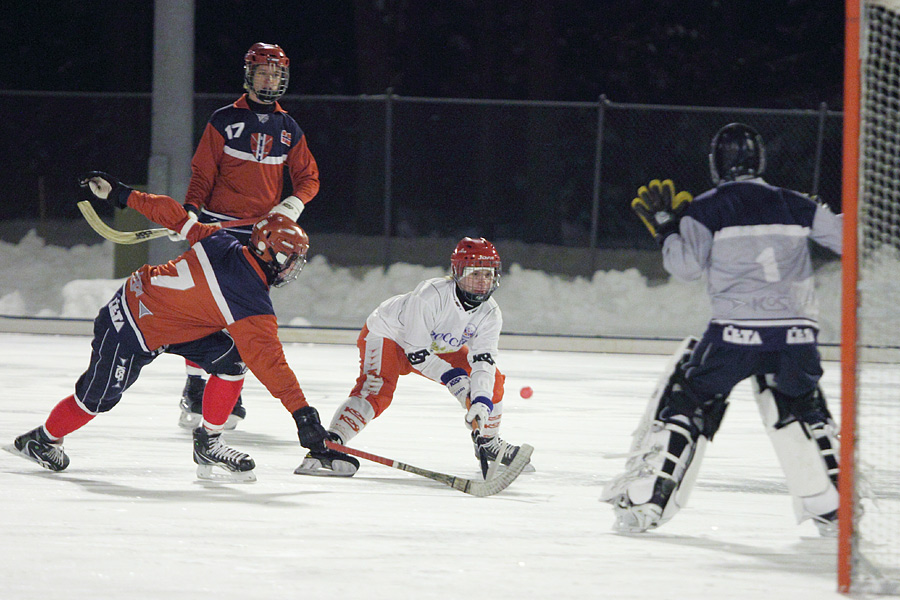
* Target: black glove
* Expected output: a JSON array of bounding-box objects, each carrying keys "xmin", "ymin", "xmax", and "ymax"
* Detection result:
[
  {"xmin": 631, "ymin": 179, "xmax": 693, "ymax": 245},
  {"xmin": 78, "ymin": 171, "xmax": 133, "ymax": 209},
  {"xmin": 292, "ymin": 405, "xmax": 329, "ymax": 450}
]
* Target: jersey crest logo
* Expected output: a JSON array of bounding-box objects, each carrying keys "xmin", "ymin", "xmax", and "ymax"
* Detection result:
[
  {"xmin": 281, "ymin": 130, "xmax": 292, "ymax": 146},
  {"xmin": 256, "ymin": 114, "xmax": 270, "ymax": 124},
  {"xmin": 250, "ymin": 132, "xmax": 273, "ymax": 161}
]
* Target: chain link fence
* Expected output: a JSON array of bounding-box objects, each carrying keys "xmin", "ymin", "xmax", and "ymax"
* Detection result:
[{"xmin": 0, "ymin": 91, "xmax": 843, "ymax": 262}]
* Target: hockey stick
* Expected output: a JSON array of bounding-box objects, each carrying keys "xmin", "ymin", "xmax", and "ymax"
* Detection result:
[
  {"xmin": 76, "ymin": 201, "xmax": 259, "ymax": 245},
  {"xmin": 324, "ymin": 439, "xmax": 534, "ymax": 498}
]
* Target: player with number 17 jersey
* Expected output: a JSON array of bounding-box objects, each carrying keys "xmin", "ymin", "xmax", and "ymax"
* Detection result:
[{"xmin": 186, "ymin": 95, "xmax": 319, "ymax": 224}]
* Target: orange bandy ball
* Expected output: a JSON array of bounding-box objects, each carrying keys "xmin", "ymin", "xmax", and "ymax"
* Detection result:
[{"xmin": 520, "ymin": 386, "xmax": 533, "ymax": 399}]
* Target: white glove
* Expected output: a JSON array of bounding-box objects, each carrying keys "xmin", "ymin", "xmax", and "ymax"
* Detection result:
[
  {"xmin": 166, "ymin": 212, "xmax": 199, "ymax": 242},
  {"xmin": 268, "ymin": 195, "xmax": 304, "ymax": 221},
  {"xmin": 465, "ymin": 396, "xmax": 493, "ymax": 432},
  {"xmin": 441, "ymin": 368, "xmax": 470, "ymax": 408}
]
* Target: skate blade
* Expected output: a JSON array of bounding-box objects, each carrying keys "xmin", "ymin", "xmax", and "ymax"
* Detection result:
[
  {"xmin": 813, "ymin": 519, "xmax": 838, "ymax": 538},
  {"xmin": 178, "ymin": 411, "xmax": 201, "ymax": 430},
  {"xmin": 196, "ymin": 464, "xmax": 256, "ymax": 483},
  {"xmin": 612, "ymin": 501, "xmax": 661, "ymax": 533},
  {"xmin": 293, "ymin": 458, "xmax": 357, "ymax": 477}
]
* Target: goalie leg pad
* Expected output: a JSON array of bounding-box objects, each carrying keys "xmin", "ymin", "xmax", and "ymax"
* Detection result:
[
  {"xmin": 626, "ymin": 336, "xmax": 698, "ymax": 454},
  {"xmin": 752, "ymin": 375, "xmax": 839, "ymax": 525},
  {"xmin": 602, "ymin": 337, "xmax": 711, "ymax": 532},
  {"xmin": 328, "ymin": 396, "xmax": 376, "ymax": 445},
  {"xmin": 603, "ymin": 420, "xmax": 704, "ymax": 533}
]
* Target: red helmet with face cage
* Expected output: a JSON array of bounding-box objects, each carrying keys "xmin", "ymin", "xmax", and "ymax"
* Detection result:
[
  {"xmin": 249, "ymin": 214, "xmax": 309, "ymax": 287},
  {"xmin": 450, "ymin": 237, "xmax": 501, "ymax": 304},
  {"xmin": 244, "ymin": 43, "xmax": 290, "ymax": 103}
]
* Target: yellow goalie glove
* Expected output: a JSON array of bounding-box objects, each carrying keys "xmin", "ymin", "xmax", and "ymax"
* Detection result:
[{"xmin": 630, "ymin": 179, "xmax": 693, "ymax": 245}]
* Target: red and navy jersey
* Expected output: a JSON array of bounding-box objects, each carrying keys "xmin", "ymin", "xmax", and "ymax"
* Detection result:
[
  {"xmin": 185, "ymin": 94, "xmax": 319, "ymax": 220},
  {"xmin": 117, "ymin": 190, "xmax": 308, "ymax": 413}
]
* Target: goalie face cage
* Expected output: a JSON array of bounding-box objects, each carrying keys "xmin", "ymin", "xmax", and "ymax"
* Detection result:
[{"xmin": 840, "ymin": 0, "xmax": 900, "ymax": 594}]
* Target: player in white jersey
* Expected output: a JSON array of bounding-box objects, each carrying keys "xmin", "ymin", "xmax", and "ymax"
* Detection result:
[{"xmin": 295, "ymin": 237, "xmax": 530, "ymax": 477}]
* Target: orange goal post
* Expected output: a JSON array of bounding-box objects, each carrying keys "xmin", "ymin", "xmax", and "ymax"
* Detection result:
[{"xmin": 840, "ymin": 0, "xmax": 900, "ymax": 594}]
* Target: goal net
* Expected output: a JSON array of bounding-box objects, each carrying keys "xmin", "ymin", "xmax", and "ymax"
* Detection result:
[{"xmin": 840, "ymin": 0, "xmax": 900, "ymax": 594}]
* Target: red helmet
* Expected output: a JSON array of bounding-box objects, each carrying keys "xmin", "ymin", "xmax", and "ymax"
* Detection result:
[
  {"xmin": 244, "ymin": 43, "xmax": 290, "ymax": 103},
  {"xmin": 249, "ymin": 214, "xmax": 309, "ymax": 287},
  {"xmin": 450, "ymin": 237, "xmax": 501, "ymax": 304}
]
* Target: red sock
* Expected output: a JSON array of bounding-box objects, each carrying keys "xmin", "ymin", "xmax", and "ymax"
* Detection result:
[
  {"xmin": 44, "ymin": 395, "xmax": 95, "ymax": 439},
  {"xmin": 202, "ymin": 376, "xmax": 244, "ymax": 430}
]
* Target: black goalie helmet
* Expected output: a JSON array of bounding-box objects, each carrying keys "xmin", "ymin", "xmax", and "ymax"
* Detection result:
[{"xmin": 708, "ymin": 122, "xmax": 766, "ymax": 185}]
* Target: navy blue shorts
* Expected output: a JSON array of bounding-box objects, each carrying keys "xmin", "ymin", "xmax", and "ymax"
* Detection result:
[
  {"xmin": 75, "ymin": 292, "xmax": 247, "ymax": 413},
  {"xmin": 682, "ymin": 328, "xmax": 823, "ymax": 405}
]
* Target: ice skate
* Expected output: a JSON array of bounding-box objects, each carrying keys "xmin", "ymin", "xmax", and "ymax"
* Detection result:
[
  {"xmin": 601, "ymin": 419, "xmax": 699, "ymax": 533},
  {"xmin": 5, "ymin": 427, "xmax": 70, "ymax": 472},
  {"xmin": 224, "ymin": 396, "xmax": 246, "ymax": 430},
  {"xmin": 812, "ymin": 510, "xmax": 838, "ymax": 538},
  {"xmin": 192, "ymin": 427, "xmax": 256, "ymax": 483},
  {"xmin": 294, "ymin": 446, "xmax": 360, "ymax": 477},
  {"xmin": 472, "ymin": 432, "xmax": 536, "ymax": 474},
  {"xmin": 179, "ymin": 376, "xmax": 246, "ymax": 430},
  {"xmin": 178, "ymin": 375, "xmax": 205, "ymax": 429},
  {"xmin": 612, "ymin": 495, "xmax": 664, "ymax": 533}
]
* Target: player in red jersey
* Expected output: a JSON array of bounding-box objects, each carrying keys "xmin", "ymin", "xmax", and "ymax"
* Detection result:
[
  {"xmin": 5, "ymin": 172, "xmax": 356, "ymax": 483},
  {"xmin": 178, "ymin": 42, "xmax": 321, "ymax": 430}
]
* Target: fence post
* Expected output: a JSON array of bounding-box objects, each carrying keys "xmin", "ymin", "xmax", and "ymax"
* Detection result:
[
  {"xmin": 383, "ymin": 88, "xmax": 394, "ymax": 269},
  {"xmin": 589, "ymin": 95, "xmax": 608, "ymax": 275},
  {"xmin": 812, "ymin": 101, "xmax": 828, "ymax": 196}
]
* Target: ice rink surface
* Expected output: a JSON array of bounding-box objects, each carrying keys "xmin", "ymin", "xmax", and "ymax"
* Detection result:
[{"xmin": 0, "ymin": 332, "xmax": 845, "ymax": 599}]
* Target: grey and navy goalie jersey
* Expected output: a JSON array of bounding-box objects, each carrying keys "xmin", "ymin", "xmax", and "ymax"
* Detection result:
[{"xmin": 661, "ymin": 178, "xmax": 842, "ymax": 331}]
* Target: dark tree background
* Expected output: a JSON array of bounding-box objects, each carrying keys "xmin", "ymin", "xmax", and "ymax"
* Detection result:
[{"xmin": 2, "ymin": 0, "xmax": 844, "ymax": 109}]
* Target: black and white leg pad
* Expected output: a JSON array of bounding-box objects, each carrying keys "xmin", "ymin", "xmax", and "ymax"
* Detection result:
[
  {"xmin": 602, "ymin": 420, "xmax": 706, "ymax": 532},
  {"xmin": 752, "ymin": 375, "xmax": 839, "ymax": 531}
]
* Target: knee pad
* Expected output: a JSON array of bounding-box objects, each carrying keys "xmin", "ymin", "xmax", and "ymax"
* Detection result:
[
  {"xmin": 329, "ymin": 396, "xmax": 377, "ymax": 444},
  {"xmin": 752, "ymin": 375, "xmax": 839, "ymax": 523}
]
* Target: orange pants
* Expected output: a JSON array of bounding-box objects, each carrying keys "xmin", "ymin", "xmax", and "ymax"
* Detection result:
[{"xmin": 349, "ymin": 325, "xmax": 505, "ymax": 417}]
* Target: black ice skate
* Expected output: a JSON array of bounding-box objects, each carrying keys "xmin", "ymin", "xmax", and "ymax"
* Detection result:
[
  {"xmin": 5, "ymin": 427, "xmax": 70, "ymax": 472},
  {"xmin": 293, "ymin": 437, "xmax": 360, "ymax": 477},
  {"xmin": 178, "ymin": 376, "xmax": 246, "ymax": 430},
  {"xmin": 178, "ymin": 375, "xmax": 205, "ymax": 429},
  {"xmin": 192, "ymin": 427, "xmax": 256, "ymax": 482},
  {"xmin": 472, "ymin": 432, "xmax": 536, "ymax": 477}
]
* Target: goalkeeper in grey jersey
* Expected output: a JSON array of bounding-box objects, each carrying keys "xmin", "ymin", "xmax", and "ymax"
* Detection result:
[{"xmin": 601, "ymin": 123, "xmax": 842, "ymax": 536}]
